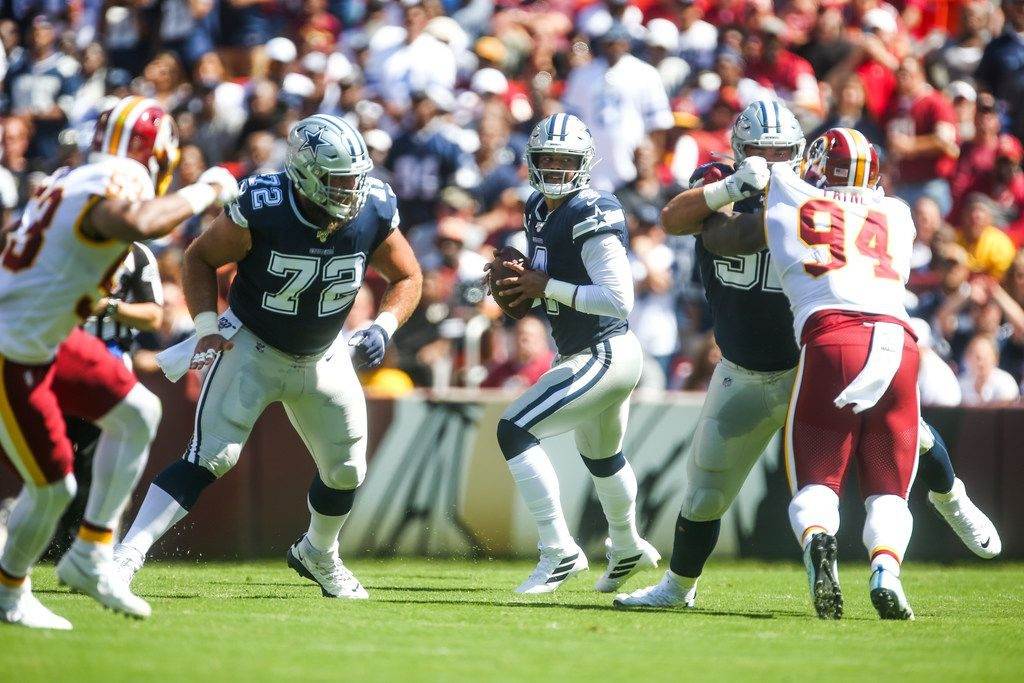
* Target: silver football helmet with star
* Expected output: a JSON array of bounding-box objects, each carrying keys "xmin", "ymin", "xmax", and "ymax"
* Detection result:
[
  {"xmin": 285, "ymin": 114, "xmax": 373, "ymax": 223},
  {"xmin": 731, "ymin": 99, "xmax": 805, "ymax": 169},
  {"xmin": 526, "ymin": 113, "xmax": 596, "ymax": 198}
]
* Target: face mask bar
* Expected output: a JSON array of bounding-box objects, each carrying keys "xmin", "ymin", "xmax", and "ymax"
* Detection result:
[{"xmin": 527, "ymin": 151, "xmax": 588, "ymax": 198}]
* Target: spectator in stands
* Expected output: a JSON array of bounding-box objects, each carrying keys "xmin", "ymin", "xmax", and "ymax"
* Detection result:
[
  {"xmin": 977, "ymin": 0, "xmax": 1024, "ymax": 139},
  {"xmin": 957, "ymin": 193, "xmax": 1016, "ymax": 279},
  {"xmin": 797, "ymin": 7, "xmax": 853, "ymax": 82},
  {"xmin": 481, "ymin": 316, "xmax": 555, "ymax": 390},
  {"xmin": 743, "ymin": 18, "xmax": 821, "ymax": 121},
  {"xmin": 946, "ymin": 81, "xmax": 977, "ymax": 143},
  {"xmin": 670, "ymin": 88, "xmax": 739, "ymax": 187},
  {"xmin": 563, "ymin": 22, "xmax": 673, "ymax": 192},
  {"xmin": 927, "ymin": 1, "xmax": 991, "ymax": 87},
  {"xmin": 3, "ymin": 16, "xmax": 78, "ymax": 167},
  {"xmin": 373, "ymin": 0, "xmax": 457, "ymax": 110},
  {"xmin": 885, "ymin": 57, "xmax": 960, "ymax": 215},
  {"xmin": 644, "ymin": 18, "xmax": 688, "ymax": 98},
  {"xmin": 1, "ymin": 115, "xmax": 31, "ymax": 212},
  {"xmin": 810, "ymin": 74, "xmax": 884, "ymax": 147},
  {"xmin": 629, "ymin": 214, "xmax": 678, "ymax": 386},
  {"xmin": 471, "ymin": 112, "xmax": 521, "ymax": 213},
  {"xmin": 959, "ymin": 334, "xmax": 1020, "ymax": 405},
  {"xmin": 678, "ymin": 332, "xmax": 720, "ymax": 392}
]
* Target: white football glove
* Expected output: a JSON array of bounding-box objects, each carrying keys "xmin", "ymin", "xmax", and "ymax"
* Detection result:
[
  {"xmin": 197, "ymin": 166, "xmax": 241, "ymax": 206},
  {"xmin": 703, "ymin": 156, "xmax": 771, "ymax": 211}
]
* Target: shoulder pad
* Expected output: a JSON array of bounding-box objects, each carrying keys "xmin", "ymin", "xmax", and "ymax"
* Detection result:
[
  {"xmin": 570, "ymin": 192, "xmax": 626, "ymax": 242},
  {"xmin": 367, "ymin": 177, "xmax": 400, "ymax": 231},
  {"xmin": 70, "ymin": 158, "xmax": 155, "ymax": 202}
]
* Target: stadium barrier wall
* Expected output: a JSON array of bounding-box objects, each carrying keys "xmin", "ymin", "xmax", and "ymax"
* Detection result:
[{"xmin": 1, "ymin": 372, "xmax": 1019, "ymax": 561}]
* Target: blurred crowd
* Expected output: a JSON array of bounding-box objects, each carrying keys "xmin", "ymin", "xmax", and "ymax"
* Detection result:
[{"xmin": 2, "ymin": 0, "xmax": 1024, "ymax": 405}]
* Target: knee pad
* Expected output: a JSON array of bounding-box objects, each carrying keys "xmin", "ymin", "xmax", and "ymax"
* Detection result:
[
  {"xmin": 153, "ymin": 459, "xmax": 217, "ymax": 511},
  {"xmin": 580, "ymin": 452, "xmax": 625, "ymax": 478},
  {"xmin": 308, "ymin": 474, "xmax": 357, "ymax": 517},
  {"xmin": 99, "ymin": 384, "xmax": 163, "ymax": 441},
  {"xmin": 320, "ymin": 460, "xmax": 364, "ymax": 491},
  {"xmin": 496, "ymin": 419, "xmax": 539, "ymax": 461},
  {"xmin": 680, "ymin": 487, "xmax": 729, "ymax": 522},
  {"xmin": 194, "ymin": 441, "xmax": 242, "ymax": 478}
]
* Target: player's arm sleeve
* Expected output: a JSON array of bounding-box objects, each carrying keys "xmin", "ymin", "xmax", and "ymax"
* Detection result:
[
  {"xmin": 544, "ymin": 233, "xmax": 634, "ymax": 319},
  {"xmin": 225, "ymin": 178, "xmax": 254, "ymax": 229},
  {"xmin": 129, "ymin": 243, "xmax": 165, "ymax": 306}
]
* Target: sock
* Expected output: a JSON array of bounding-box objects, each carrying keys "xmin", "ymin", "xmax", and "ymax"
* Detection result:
[
  {"xmin": 69, "ymin": 519, "xmax": 116, "ymax": 561},
  {"xmin": 582, "ymin": 453, "xmax": 643, "ymax": 549},
  {"xmin": 863, "ymin": 494, "xmax": 912, "ymax": 574},
  {"xmin": 918, "ymin": 424, "xmax": 955, "ymax": 494},
  {"xmin": 120, "ymin": 460, "xmax": 215, "ymax": 556},
  {"xmin": 506, "ymin": 446, "xmax": 575, "ymax": 551},
  {"xmin": 0, "ymin": 475, "xmax": 76, "ymax": 579},
  {"xmin": 669, "ymin": 514, "xmax": 720, "ymax": 578},
  {"xmin": 666, "ymin": 569, "xmax": 699, "ymax": 593},
  {"xmin": 788, "ymin": 484, "xmax": 840, "ymax": 547},
  {"xmin": 304, "ymin": 475, "xmax": 356, "ymax": 553},
  {"xmin": 84, "ymin": 384, "xmax": 161, "ymax": 531}
]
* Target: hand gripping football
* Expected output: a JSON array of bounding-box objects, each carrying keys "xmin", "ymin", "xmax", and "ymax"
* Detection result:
[{"xmin": 488, "ymin": 245, "xmax": 531, "ymax": 320}]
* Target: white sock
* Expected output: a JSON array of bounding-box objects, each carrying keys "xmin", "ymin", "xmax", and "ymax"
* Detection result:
[
  {"xmin": 788, "ymin": 484, "xmax": 840, "ymax": 548},
  {"xmin": 666, "ymin": 569, "xmax": 698, "ymax": 592},
  {"xmin": 85, "ymin": 385, "xmax": 161, "ymax": 531},
  {"xmin": 507, "ymin": 446, "xmax": 575, "ymax": 551},
  {"xmin": 305, "ymin": 498, "xmax": 347, "ymax": 553},
  {"xmin": 0, "ymin": 475, "xmax": 76, "ymax": 578},
  {"xmin": 863, "ymin": 494, "xmax": 912, "ymax": 574},
  {"xmin": 120, "ymin": 484, "xmax": 189, "ymax": 557},
  {"xmin": 591, "ymin": 461, "xmax": 642, "ymax": 548}
]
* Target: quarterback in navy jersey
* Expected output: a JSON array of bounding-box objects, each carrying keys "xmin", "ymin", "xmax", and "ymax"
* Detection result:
[
  {"xmin": 617, "ymin": 101, "xmax": 1001, "ymax": 612},
  {"xmin": 490, "ymin": 113, "xmax": 660, "ymax": 595},
  {"xmin": 114, "ymin": 115, "xmax": 422, "ymax": 600}
]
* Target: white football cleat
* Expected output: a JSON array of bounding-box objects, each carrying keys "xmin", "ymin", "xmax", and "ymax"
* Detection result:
[
  {"xmin": 515, "ymin": 545, "xmax": 589, "ymax": 594},
  {"xmin": 869, "ymin": 567, "xmax": 914, "ymax": 621},
  {"xmin": 0, "ymin": 580, "xmax": 73, "ymax": 630},
  {"xmin": 613, "ymin": 571, "xmax": 697, "ymax": 609},
  {"xmin": 928, "ymin": 478, "xmax": 1001, "ymax": 559},
  {"xmin": 56, "ymin": 548, "xmax": 151, "ymax": 619},
  {"xmin": 287, "ymin": 536, "xmax": 368, "ymax": 599},
  {"xmin": 112, "ymin": 544, "xmax": 145, "ymax": 586},
  {"xmin": 595, "ymin": 538, "xmax": 661, "ymax": 593},
  {"xmin": 803, "ymin": 532, "xmax": 842, "ymax": 620}
]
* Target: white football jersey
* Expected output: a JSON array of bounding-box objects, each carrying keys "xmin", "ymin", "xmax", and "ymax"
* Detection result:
[
  {"xmin": 0, "ymin": 157, "xmax": 154, "ymax": 363},
  {"xmin": 764, "ymin": 164, "xmax": 915, "ymax": 341}
]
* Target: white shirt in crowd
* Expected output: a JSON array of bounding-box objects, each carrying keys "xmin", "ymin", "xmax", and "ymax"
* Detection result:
[
  {"xmin": 959, "ymin": 368, "xmax": 1020, "ymax": 406},
  {"xmin": 628, "ymin": 244, "xmax": 678, "ymax": 359},
  {"xmin": 918, "ymin": 350, "xmax": 962, "ymax": 406},
  {"xmin": 562, "ymin": 55, "xmax": 673, "ymax": 191},
  {"xmin": 373, "ymin": 31, "xmax": 456, "ymax": 106}
]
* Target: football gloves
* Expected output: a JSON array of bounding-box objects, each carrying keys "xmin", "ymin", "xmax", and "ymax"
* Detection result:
[
  {"xmin": 349, "ymin": 324, "xmax": 390, "ymax": 370},
  {"xmin": 703, "ymin": 156, "xmax": 771, "ymax": 211}
]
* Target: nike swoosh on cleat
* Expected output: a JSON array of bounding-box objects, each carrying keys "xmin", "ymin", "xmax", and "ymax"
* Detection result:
[{"xmin": 981, "ymin": 538, "xmax": 991, "ymax": 548}]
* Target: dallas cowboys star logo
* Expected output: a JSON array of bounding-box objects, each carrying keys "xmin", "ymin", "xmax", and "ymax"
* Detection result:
[{"xmin": 298, "ymin": 126, "xmax": 329, "ymax": 156}]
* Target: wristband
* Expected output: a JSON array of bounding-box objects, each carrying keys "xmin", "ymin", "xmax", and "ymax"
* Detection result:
[
  {"xmin": 178, "ymin": 183, "xmax": 218, "ymax": 215},
  {"xmin": 193, "ymin": 311, "xmax": 219, "ymax": 338},
  {"xmin": 544, "ymin": 278, "xmax": 578, "ymax": 307},
  {"xmin": 373, "ymin": 311, "xmax": 398, "ymax": 339},
  {"xmin": 702, "ymin": 178, "xmax": 735, "ymax": 211}
]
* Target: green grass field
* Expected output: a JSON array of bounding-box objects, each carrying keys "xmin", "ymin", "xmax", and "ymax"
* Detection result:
[{"xmin": 2, "ymin": 559, "xmax": 1022, "ymax": 682}]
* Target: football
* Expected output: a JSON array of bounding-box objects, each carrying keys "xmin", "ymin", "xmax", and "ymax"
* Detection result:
[{"xmin": 488, "ymin": 245, "xmax": 531, "ymax": 320}]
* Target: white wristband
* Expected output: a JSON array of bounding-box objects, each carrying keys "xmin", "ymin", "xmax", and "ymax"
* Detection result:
[
  {"xmin": 373, "ymin": 311, "xmax": 398, "ymax": 338},
  {"xmin": 178, "ymin": 183, "xmax": 218, "ymax": 216},
  {"xmin": 193, "ymin": 311, "xmax": 219, "ymax": 338},
  {"xmin": 543, "ymin": 278, "xmax": 577, "ymax": 307},
  {"xmin": 702, "ymin": 178, "xmax": 735, "ymax": 212}
]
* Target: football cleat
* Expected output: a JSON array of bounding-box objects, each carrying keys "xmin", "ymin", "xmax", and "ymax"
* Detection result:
[
  {"xmin": 112, "ymin": 544, "xmax": 145, "ymax": 586},
  {"xmin": 287, "ymin": 536, "xmax": 368, "ymax": 599},
  {"xmin": 928, "ymin": 478, "xmax": 1002, "ymax": 559},
  {"xmin": 869, "ymin": 567, "xmax": 914, "ymax": 620},
  {"xmin": 595, "ymin": 538, "xmax": 661, "ymax": 593},
  {"xmin": 613, "ymin": 571, "xmax": 697, "ymax": 609},
  {"xmin": 515, "ymin": 545, "xmax": 589, "ymax": 594},
  {"xmin": 0, "ymin": 580, "xmax": 73, "ymax": 630},
  {"xmin": 803, "ymin": 532, "xmax": 843, "ymax": 619},
  {"xmin": 56, "ymin": 549, "xmax": 151, "ymax": 619}
]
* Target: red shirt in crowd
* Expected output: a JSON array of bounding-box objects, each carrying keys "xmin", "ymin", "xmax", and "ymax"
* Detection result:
[
  {"xmin": 746, "ymin": 49, "xmax": 815, "ymax": 97},
  {"xmin": 884, "ymin": 88, "xmax": 959, "ymax": 183},
  {"xmin": 481, "ymin": 351, "xmax": 556, "ymax": 389},
  {"xmin": 857, "ymin": 59, "xmax": 898, "ymax": 121}
]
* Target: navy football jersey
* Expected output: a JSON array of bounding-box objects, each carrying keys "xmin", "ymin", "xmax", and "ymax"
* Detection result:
[
  {"xmin": 692, "ymin": 164, "xmax": 799, "ymax": 371},
  {"xmin": 524, "ymin": 188, "xmax": 629, "ymax": 356},
  {"xmin": 385, "ymin": 130, "xmax": 469, "ymax": 228},
  {"xmin": 226, "ymin": 172, "xmax": 398, "ymax": 355}
]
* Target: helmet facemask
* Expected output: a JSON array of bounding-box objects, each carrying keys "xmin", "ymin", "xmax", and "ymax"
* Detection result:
[{"xmin": 527, "ymin": 149, "xmax": 593, "ymax": 199}]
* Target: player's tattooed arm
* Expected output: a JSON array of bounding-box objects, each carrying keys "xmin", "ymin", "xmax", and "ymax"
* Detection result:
[
  {"xmin": 701, "ymin": 209, "xmax": 767, "ymax": 256},
  {"xmin": 369, "ymin": 228, "xmax": 423, "ymax": 328},
  {"xmin": 661, "ymin": 186, "xmax": 715, "ymax": 236}
]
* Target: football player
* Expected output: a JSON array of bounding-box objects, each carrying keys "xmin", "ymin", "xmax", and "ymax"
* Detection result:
[
  {"xmin": 0, "ymin": 96, "xmax": 238, "ymax": 628},
  {"xmin": 696, "ymin": 128, "xmax": 927, "ymax": 619},
  {"xmin": 114, "ymin": 115, "xmax": 422, "ymax": 600},
  {"xmin": 491, "ymin": 113, "xmax": 659, "ymax": 594},
  {"xmin": 616, "ymin": 102, "xmax": 999, "ymax": 612}
]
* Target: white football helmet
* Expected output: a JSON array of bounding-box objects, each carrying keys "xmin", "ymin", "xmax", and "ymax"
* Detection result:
[
  {"xmin": 285, "ymin": 114, "xmax": 373, "ymax": 222},
  {"xmin": 526, "ymin": 113, "xmax": 595, "ymax": 198},
  {"xmin": 731, "ymin": 99, "xmax": 805, "ymax": 169}
]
